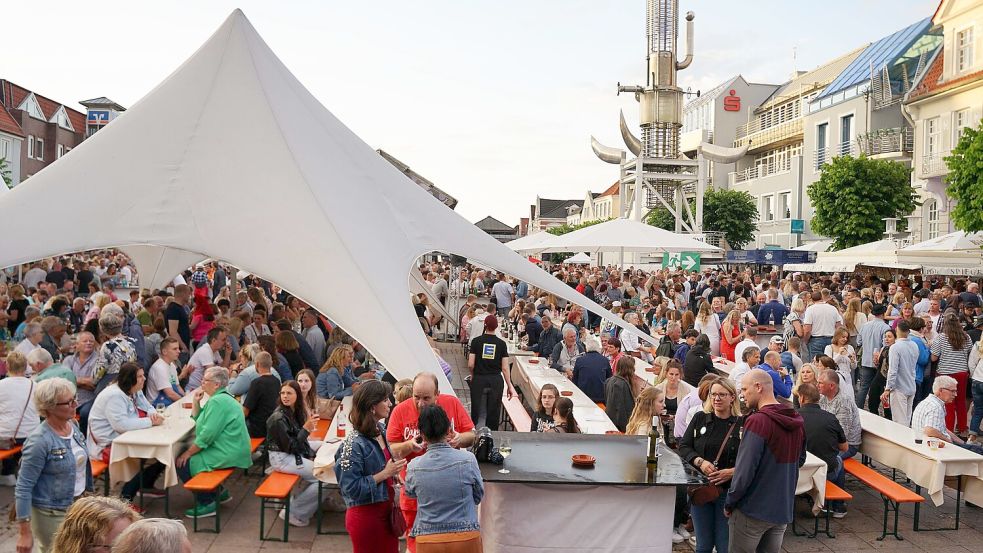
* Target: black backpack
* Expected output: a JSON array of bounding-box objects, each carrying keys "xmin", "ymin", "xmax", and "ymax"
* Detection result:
[
  {"xmin": 470, "ymin": 427, "xmax": 503, "ymax": 464},
  {"xmin": 655, "ymin": 337, "xmax": 675, "ymax": 358}
]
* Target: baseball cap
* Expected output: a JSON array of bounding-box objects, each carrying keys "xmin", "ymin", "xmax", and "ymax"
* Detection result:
[
  {"xmin": 484, "ymin": 314, "xmax": 499, "ymax": 331},
  {"xmin": 769, "ymin": 335, "xmax": 784, "ymax": 345},
  {"xmin": 871, "ymin": 304, "xmax": 888, "ymax": 316}
]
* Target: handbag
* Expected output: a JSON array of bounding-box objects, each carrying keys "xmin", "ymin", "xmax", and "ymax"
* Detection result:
[
  {"xmin": 687, "ymin": 420, "xmax": 737, "ymax": 506},
  {"xmin": 316, "ymin": 397, "xmax": 342, "ymax": 420},
  {"xmin": 379, "ymin": 424, "xmax": 408, "ymax": 538},
  {"xmin": 0, "ymin": 380, "xmax": 33, "ymax": 450}
]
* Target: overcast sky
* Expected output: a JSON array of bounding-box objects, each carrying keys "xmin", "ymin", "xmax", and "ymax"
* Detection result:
[{"xmin": 7, "ymin": 0, "xmax": 933, "ymax": 224}]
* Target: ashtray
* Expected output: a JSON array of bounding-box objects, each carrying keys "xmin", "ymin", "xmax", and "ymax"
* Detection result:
[
  {"xmin": 561, "ymin": 391, "xmax": 573, "ymax": 397},
  {"xmin": 529, "ymin": 359, "xmax": 539, "ymax": 364},
  {"xmin": 572, "ymin": 454, "xmax": 596, "ymax": 467},
  {"xmin": 605, "ymin": 430, "xmax": 624, "ymax": 435}
]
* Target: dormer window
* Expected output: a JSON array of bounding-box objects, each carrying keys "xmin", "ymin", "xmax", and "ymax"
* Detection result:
[{"xmin": 957, "ymin": 27, "xmax": 974, "ymax": 72}]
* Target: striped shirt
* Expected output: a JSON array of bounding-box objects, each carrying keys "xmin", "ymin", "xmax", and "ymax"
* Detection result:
[
  {"xmin": 911, "ymin": 394, "xmax": 949, "ymax": 439},
  {"xmin": 930, "ymin": 333, "xmax": 972, "ymax": 375}
]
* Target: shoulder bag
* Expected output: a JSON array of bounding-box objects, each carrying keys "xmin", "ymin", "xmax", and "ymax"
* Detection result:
[
  {"xmin": 0, "ymin": 380, "xmax": 34, "ymax": 450},
  {"xmin": 687, "ymin": 419, "xmax": 737, "ymax": 506}
]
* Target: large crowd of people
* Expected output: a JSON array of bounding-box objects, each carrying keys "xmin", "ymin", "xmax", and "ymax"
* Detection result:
[{"xmin": 2, "ymin": 253, "xmax": 983, "ymax": 552}]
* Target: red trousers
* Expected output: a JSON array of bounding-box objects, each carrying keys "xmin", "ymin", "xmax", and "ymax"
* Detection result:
[
  {"xmin": 944, "ymin": 371, "xmax": 970, "ymax": 433},
  {"xmin": 345, "ymin": 500, "xmax": 399, "ymax": 553}
]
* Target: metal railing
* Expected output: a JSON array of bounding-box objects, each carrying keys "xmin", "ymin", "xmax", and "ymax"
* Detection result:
[
  {"xmin": 814, "ymin": 142, "xmax": 858, "ymax": 170},
  {"xmin": 734, "ymin": 118, "xmax": 803, "ymax": 150},
  {"xmin": 729, "ymin": 157, "xmax": 793, "ymax": 185},
  {"xmin": 857, "ymin": 127, "xmax": 913, "ymax": 157},
  {"xmin": 920, "ymin": 152, "xmax": 949, "ymax": 177}
]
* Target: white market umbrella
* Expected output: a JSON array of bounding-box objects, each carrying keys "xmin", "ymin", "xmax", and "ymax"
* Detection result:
[
  {"xmin": 539, "ymin": 218, "xmax": 722, "ymax": 254},
  {"xmin": 504, "ymin": 231, "xmax": 556, "ymax": 254},
  {"xmin": 563, "ymin": 252, "xmax": 591, "ymax": 264}
]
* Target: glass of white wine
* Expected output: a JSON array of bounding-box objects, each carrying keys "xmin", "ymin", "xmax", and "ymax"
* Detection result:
[
  {"xmin": 498, "ymin": 438, "xmax": 512, "ymax": 474},
  {"xmin": 155, "ymin": 402, "xmax": 167, "ymax": 421}
]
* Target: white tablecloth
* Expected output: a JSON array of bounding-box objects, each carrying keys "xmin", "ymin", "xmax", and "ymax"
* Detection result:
[
  {"xmin": 511, "ymin": 356, "xmax": 617, "ymax": 434},
  {"xmin": 109, "ymin": 400, "xmax": 196, "ymax": 488},
  {"xmin": 481, "ymin": 482, "xmax": 675, "ymax": 553},
  {"xmin": 797, "ymin": 452, "xmax": 828, "ymax": 514},
  {"xmin": 312, "ymin": 396, "xmax": 353, "ymax": 484},
  {"xmin": 859, "ymin": 409, "xmax": 983, "ymax": 506}
]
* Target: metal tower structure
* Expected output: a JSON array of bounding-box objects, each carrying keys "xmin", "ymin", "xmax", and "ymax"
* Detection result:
[{"xmin": 591, "ymin": 0, "xmax": 746, "ymax": 235}]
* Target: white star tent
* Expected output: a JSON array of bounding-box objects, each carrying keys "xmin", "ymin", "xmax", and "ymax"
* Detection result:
[
  {"xmin": 119, "ymin": 246, "xmax": 207, "ymax": 291},
  {"xmin": 0, "ymin": 10, "xmax": 652, "ymax": 391}
]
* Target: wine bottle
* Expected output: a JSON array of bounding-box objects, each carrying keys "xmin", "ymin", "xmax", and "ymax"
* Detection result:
[
  {"xmin": 337, "ymin": 404, "xmax": 347, "ymax": 438},
  {"xmin": 647, "ymin": 416, "xmax": 660, "ymax": 465}
]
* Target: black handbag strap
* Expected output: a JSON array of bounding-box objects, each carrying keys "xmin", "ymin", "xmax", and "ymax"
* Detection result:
[{"xmin": 710, "ymin": 420, "xmax": 738, "ymax": 467}]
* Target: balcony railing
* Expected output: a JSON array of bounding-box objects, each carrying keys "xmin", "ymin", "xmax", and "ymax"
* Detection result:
[
  {"xmin": 920, "ymin": 152, "xmax": 949, "ymax": 178},
  {"xmin": 728, "ymin": 157, "xmax": 793, "ymax": 185},
  {"xmin": 814, "ymin": 142, "xmax": 858, "ymax": 170},
  {"xmin": 734, "ymin": 118, "xmax": 803, "ymax": 150},
  {"xmin": 857, "ymin": 127, "xmax": 913, "ymax": 157}
]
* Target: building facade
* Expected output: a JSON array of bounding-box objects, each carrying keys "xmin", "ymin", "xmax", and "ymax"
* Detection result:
[
  {"xmin": 568, "ymin": 181, "xmax": 620, "ymax": 226},
  {"xmin": 0, "ymin": 80, "xmax": 87, "ymax": 183},
  {"xmin": 527, "ymin": 197, "xmax": 582, "ymax": 234},
  {"xmin": 475, "ymin": 216, "xmax": 519, "ymax": 243},
  {"xmin": 905, "ymin": 0, "xmax": 983, "ymax": 242},
  {"xmin": 0, "ymin": 106, "xmax": 24, "ymax": 188}
]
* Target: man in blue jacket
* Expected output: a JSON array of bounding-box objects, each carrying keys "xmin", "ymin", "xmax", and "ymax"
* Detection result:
[
  {"xmin": 727, "ymin": 369, "xmax": 806, "ymax": 553},
  {"xmin": 758, "ymin": 351, "xmax": 793, "ymax": 400}
]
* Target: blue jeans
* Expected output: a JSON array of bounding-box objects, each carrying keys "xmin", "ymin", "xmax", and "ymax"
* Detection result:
[
  {"xmin": 969, "ymin": 380, "xmax": 983, "ymax": 437},
  {"xmin": 691, "ymin": 494, "xmax": 729, "ymax": 553},
  {"xmin": 177, "ymin": 460, "xmax": 217, "ymax": 506},
  {"xmin": 957, "ymin": 441, "xmax": 983, "ymax": 455},
  {"xmin": 828, "ymin": 457, "xmax": 846, "ymax": 511},
  {"xmin": 839, "ymin": 444, "xmax": 858, "ymax": 461},
  {"xmin": 855, "ymin": 366, "xmax": 877, "ymax": 409},
  {"xmin": 808, "ymin": 336, "xmax": 832, "ymax": 363}
]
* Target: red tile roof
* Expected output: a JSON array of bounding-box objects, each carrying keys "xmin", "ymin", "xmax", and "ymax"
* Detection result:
[
  {"xmin": 598, "ymin": 180, "xmax": 619, "ymax": 197},
  {"xmin": 1, "ymin": 80, "xmax": 86, "ymax": 131},
  {"xmin": 908, "ymin": 50, "xmax": 983, "ymax": 102},
  {"xmin": 0, "ymin": 105, "xmax": 23, "ymax": 137}
]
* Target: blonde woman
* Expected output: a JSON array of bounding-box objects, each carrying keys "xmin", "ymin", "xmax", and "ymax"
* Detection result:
[
  {"xmin": 735, "ymin": 297, "xmax": 757, "ymax": 326},
  {"xmin": 824, "ymin": 327, "xmax": 857, "ymax": 387},
  {"xmin": 316, "ymin": 344, "xmax": 356, "ymax": 400},
  {"xmin": 792, "ymin": 363, "xmax": 818, "ymax": 408},
  {"xmin": 783, "ymin": 298, "xmax": 806, "ymax": 347},
  {"xmin": 843, "ymin": 298, "xmax": 865, "ymax": 346},
  {"xmin": 626, "ymin": 386, "xmax": 667, "ymax": 436},
  {"xmin": 720, "ymin": 309, "xmax": 743, "ymax": 362},
  {"xmin": 50, "ymin": 495, "xmax": 140, "ymax": 553},
  {"xmin": 694, "ymin": 300, "xmax": 721, "ymax": 357},
  {"xmin": 394, "ymin": 378, "xmax": 414, "ymax": 404}
]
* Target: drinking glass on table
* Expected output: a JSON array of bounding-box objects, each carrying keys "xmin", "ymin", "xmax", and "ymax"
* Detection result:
[
  {"xmin": 498, "ymin": 437, "xmax": 512, "ymax": 474},
  {"xmin": 155, "ymin": 402, "xmax": 166, "ymax": 419}
]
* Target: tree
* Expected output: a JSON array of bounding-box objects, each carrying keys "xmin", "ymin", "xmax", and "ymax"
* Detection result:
[
  {"xmin": 808, "ymin": 155, "xmax": 917, "ymax": 250},
  {"xmin": 944, "ymin": 122, "xmax": 983, "ymax": 232},
  {"xmin": 644, "ymin": 188, "xmax": 758, "ymax": 249},
  {"xmin": 0, "ymin": 157, "xmax": 10, "ymax": 189}
]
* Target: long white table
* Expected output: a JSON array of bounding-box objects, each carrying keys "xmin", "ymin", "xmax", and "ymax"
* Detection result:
[
  {"xmin": 511, "ymin": 355, "xmax": 617, "ymax": 434},
  {"xmin": 858, "ymin": 409, "xmax": 983, "ymax": 513},
  {"xmin": 109, "ymin": 399, "xmax": 196, "ymax": 489},
  {"xmin": 312, "ymin": 396, "xmax": 353, "ymax": 484}
]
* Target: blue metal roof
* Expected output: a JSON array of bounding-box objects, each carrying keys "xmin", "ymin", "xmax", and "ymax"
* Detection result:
[{"xmin": 815, "ymin": 18, "xmax": 932, "ymax": 101}]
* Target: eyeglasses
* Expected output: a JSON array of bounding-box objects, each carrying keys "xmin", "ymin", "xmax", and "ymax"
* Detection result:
[
  {"xmin": 710, "ymin": 393, "xmax": 733, "ymax": 399},
  {"xmin": 944, "ymin": 388, "xmax": 958, "ymax": 394},
  {"xmin": 56, "ymin": 397, "xmax": 79, "ymax": 407}
]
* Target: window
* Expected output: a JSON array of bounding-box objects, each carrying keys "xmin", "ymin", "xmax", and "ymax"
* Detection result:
[
  {"xmin": 840, "ymin": 114, "xmax": 854, "ymax": 155},
  {"xmin": 56, "ymin": 144, "xmax": 64, "ymax": 159},
  {"xmin": 0, "ymin": 138, "xmax": 10, "ymax": 160},
  {"xmin": 762, "ymin": 195, "xmax": 774, "ymax": 222},
  {"xmin": 954, "ymin": 109, "xmax": 970, "ymax": 144},
  {"xmin": 926, "ymin": 199, "xmax": 940, "ymax": 239},
  {"xmin": 926, "ymin": 117, "xmax": 940, "ymax": 155},
  {"xmin": 816, "ymin": 123, "xmax": 828, "ymax": 169},
  {"xmin": 35, "ymin": 138, "xmax": 43, "ymax": 161},
  {"xmin": 779, "ymin": 192, "xmax": 792, "ymax": 220},
  {"xmin": 957, "ymin": 27, "xmax": 974, "ymax": 72},
  {"xmin": 27, "ymin": 136, "xmax": 34, "ymax": 159}
]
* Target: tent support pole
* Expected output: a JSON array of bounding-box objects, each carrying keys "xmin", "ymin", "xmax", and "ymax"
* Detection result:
[{"xmin": 229, "ymin": 266, "xmax": 238, "ymax": 311}]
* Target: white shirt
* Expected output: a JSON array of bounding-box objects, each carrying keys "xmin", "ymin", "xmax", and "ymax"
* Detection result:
[
  {"xmin": 733, "ymin": 338, "xmax": 758, "ymax": 365},
  {"xmin": 187, "ymin": 343, "xmax": 221, "ymax": 390},
  {"xmin": 14, "ymin": 339, "xmax": 40, "ymax": 357},
  {"xmin": 120, "ymin": 265, "xmax": 133, "ymax": 283},
  {"xmin": 467, "ymin": 311, "xmax": 487, "ymax": 343},
  {"xmin": 802, "ymin": 303, "xmax": 842, "ymax": 337},
  {"xmin": 67, "ymin": 430, "xmax": 87, "ymax": 497},
  {"xmin": 147, "ymin": 358, "xmax": 179, "ymax": 399},
  {"xmin": 0, "ymin": 376, "xmax": 40, "ymax": 438},
  {"xmin": 730, "ymin": 362, "xmax": 751, "ymax": 390}
]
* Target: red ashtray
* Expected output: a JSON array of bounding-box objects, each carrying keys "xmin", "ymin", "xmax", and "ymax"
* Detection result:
[
  {"xmin": 528, "ymin": 359, "xmax": 539, "ymax": 364},
  {"xmin": 572, "ymin": 454, "xmax": 596, "ymax": 467},
  {"xmin": 561, "ymin": 391, "xmax": 573, "ymax": 397},
  {"xmin": 605, "ymin": 430, "xmax": 624, "ymax": 435}
]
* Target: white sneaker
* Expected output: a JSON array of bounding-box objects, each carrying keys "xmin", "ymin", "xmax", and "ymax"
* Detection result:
[
  {"xmin": 0, "ymin": 475, "xmax": 15, "ymax": 487},
  {"xmin": 676, "ymin": 524, "xmax": 692, "ymax": 540},
  {"xmin": 277, "ymin": 509, "xmax": 309, "ymax": 527},
  {"xmin": 671, "ymin": 530, "xmax": 685, "ymax": 544}
]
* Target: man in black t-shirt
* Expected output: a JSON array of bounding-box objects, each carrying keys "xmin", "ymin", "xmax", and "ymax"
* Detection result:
[
  {"xmin": 243, "ymin": 352, "xmax": 282, "ymax": 438},
  {"xmin": 468, "ymin": 315, "xmax": 516, "ymax": 431},
  {"xmin": 797, "ymin": 382, "xmax": 848, "ymax": 516},
  {"xmin": 165, "ymin": 284, "xmax": 193, "ymax": 353}
]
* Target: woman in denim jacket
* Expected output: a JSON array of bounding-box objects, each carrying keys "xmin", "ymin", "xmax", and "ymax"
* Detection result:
[
  {"xmin": 15, "ymin": 378, "xmax": 93, "ymax": 553},
  {"xmin": 335, "ymin": 380, "xmax": 405, "ymax": 553},
  {"xmin": 317, "ymin": 345, "xmax": 356, "ymax": 400},
  {"xmin": 405, "ymin": 404, "xmax": 484, "ymax": 552}
]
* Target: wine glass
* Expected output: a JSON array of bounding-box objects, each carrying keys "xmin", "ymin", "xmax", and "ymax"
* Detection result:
[
  {"xmin": 155, "ymin": 402, "xmax": 167, "ymax": 420},
  {"xmin": 498, "ymin": 438, "xmax": 512, "ymax": 474}
]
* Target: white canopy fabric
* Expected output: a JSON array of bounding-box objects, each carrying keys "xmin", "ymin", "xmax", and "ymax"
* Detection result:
[
  {"xmin": 903, "ymin": 231, "xmax": 983, "ymax": 252},
  {"xmin": 119, "ymin": 246, "xmax": 207, "ymax": 291},
  {"xmin": 784, "ymin": 239, "xmax": 916, "ymax": 273},
  {"xmin": 504, "ymin": 231, "xmax": 556, "ymax": 254},
  {"xmin": 0, "ymin": 10, "xmax": 652, "ymax": 392},
  {"xmin": 563, "ymin": 253, "xmax": 591, "ymax": 264},
  {"xmin": 791, "ymin": 240, "xmax": 832, "ymax": 253},
  {"xmin": 408, "ymin": 267, "xmax": 456, "ymax": 329},
  {"xmin": 900, "ymin": 231, "xmax": 983, "ymax": 276},
  {"xmin": 538, "ymin": 218, "xmax": 722, "ymax": 255}
]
